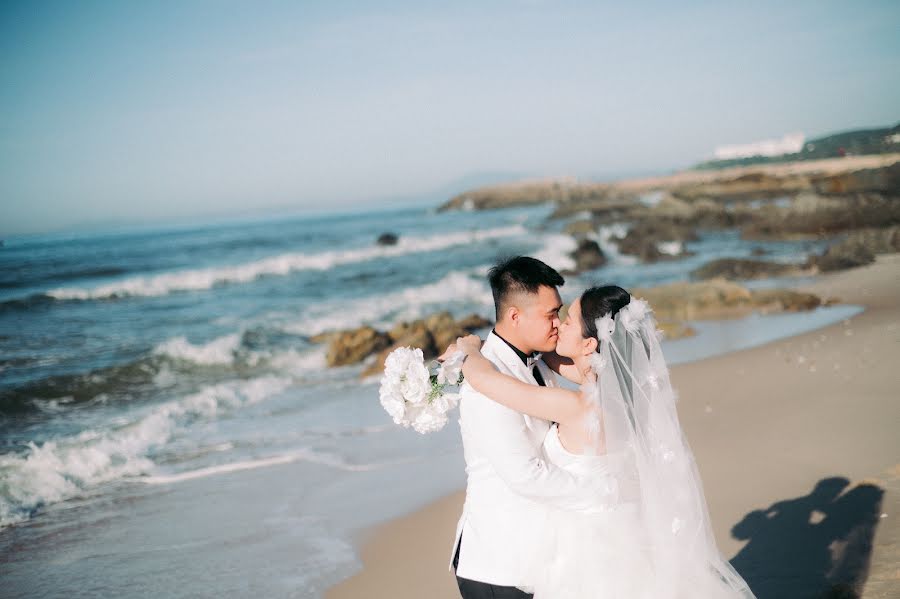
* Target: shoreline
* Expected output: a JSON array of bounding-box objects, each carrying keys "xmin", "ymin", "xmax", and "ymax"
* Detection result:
[{"xmin": 327, "ymin": 254, "xmax": 900, "ymax": 598}]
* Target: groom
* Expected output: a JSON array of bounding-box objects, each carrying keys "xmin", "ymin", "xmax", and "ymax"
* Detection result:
[{"xmin": 450, "ymin": 256, "xmax": 586, "ymax": 599}]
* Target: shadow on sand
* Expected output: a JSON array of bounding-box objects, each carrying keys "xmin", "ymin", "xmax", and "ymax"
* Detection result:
[{"xmin": 729, "ymin": 476, "xmax": 884, "ymax": 599}]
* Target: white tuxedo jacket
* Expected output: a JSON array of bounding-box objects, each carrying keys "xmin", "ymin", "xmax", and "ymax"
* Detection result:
[{"xmin": 450, "ymin": 331, "xmax": 587, "ymax": 587}]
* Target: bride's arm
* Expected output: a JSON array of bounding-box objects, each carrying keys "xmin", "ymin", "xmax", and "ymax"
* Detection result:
[
  {"xmin": 443, "ymin": 336, "xmax": 585, "ymax": 426},
  {"xmin": 541, "ymin": 350, "xmax": 583, "ymax": 384}
]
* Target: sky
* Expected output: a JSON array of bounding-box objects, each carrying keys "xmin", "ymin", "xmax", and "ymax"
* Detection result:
[{"xmin": 1, "ymin": 1, "xmax": 899, "ymax": 236}]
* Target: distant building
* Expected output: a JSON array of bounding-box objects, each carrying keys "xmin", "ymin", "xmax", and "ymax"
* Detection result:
[{"xmin": 713, "ymin": 132, "xmax": 805, "ymax": 160}]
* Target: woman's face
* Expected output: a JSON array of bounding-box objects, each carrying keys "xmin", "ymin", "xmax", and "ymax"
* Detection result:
[{"xmin": 556, "ymin": 296, "xmax": 592, "ymax": 359}]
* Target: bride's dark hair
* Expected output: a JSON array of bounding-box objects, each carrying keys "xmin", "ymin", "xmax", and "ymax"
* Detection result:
[{"xmin": 579, "ymin": 285, "xmax": 631, "ymax": 351}]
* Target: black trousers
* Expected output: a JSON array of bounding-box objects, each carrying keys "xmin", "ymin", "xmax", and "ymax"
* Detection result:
[{"xmin": 453, "ymin": 534, "xmax": 534, "ymax": 599}]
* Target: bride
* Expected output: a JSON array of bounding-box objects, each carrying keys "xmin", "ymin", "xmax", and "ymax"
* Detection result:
[{"xmin": 442, "ymin": 285, "xmax": 756, "ymax": 599}]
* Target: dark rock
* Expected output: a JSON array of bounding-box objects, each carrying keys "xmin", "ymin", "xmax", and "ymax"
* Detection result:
[
  {"xmin": 362, "ymin": 312, "xmax": 491, "ymax": 376},
  {"xmin": 567, "ymin": 239, "xmax": 607, "ymax": 274},
  {"xmin": 810, "ymin": 242, "xmax": 876, "ymax": 272},
  {"xmin": 751, "ymin": 289, "xmax": 822, "ymax": 312},
  {"xmin": 690, "ymin": 258, "xmax": 806, "ymax": 281},
  {"xmin": 807, "ymin": 226, "xmax": 900, "ymax": 272},
  {"xmin": 811, "ymin": 161, "xmax": 900, "ymax": 194},
  {"xmin": 630, "ymin": 279, "xmax": 825, "ymax": 321},
  {"xmin": 655, "ymin": 320, "xmax": 697, "ymax": 340},
  {"xmin": 456, "ymin": 313, "xmax": 492, "ymax": 332},
  {"xmin": 376, "ymin": 233, "xmax": 399, "ymax": 246},
  {"xmin": 741, "ymin": 192, "xmax": 900, "ymax": 240},
  {"xmin": 361, "ymin": 312, "xmax": 494, "ymax": 377},
  {"xmin": 424, "ymin": 311, "xmax": 467, "ymax": 351},
  {"xmin": 326, "ymin": 326, "xmax": 391, "ymax": 367},
  {"xmin": 363, "ymin": 328, "xmax": 437, "ymax": 378},
  {"xmin": 614, "ymin": 220, "xmax": 698, "ymax": 263}
]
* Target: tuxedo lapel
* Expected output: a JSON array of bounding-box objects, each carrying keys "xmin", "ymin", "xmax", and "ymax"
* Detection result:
[{"xmin": 481, "ymin": 332, "xmax": 555, "ymax": 431}]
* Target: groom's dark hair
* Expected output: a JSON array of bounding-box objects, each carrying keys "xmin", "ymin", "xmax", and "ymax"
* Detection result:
[{"xmin": 488, "ymin": 256, "xmax": 564, "ymax": 321}]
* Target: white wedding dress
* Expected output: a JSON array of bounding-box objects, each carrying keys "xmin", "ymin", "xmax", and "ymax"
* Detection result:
[
  {"xmin": 528, "ymin": 423, "xmax": 754, "ymax": 598},
  {"xmin": 527, "ymin": 423, "xmax": 656, "ymax": 598}
]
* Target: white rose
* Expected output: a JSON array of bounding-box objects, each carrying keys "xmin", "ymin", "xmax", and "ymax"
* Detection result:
[
  {"xmin": 383, "ymin": 347, "xmax": 422, "ymax": 379},
  {"xmin": 437, "ymin": 350, "xmax": 465, "ymax": 385},
  {"xmin": 399, "ymin": 359, "xmax": 430, "ymax": 405},
  {"xmin": 411, "ymin": 405, "xmax": 448, "ymax": 434},
  {"xmin": 378, "ymin": 383, "xmax": 407, "ymax": 424}
]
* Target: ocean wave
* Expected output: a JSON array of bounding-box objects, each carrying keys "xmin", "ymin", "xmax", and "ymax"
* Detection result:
[
  {"xmin": 1, "ymin": 337, "xmax": 327, "ymax": 417},
  {"xmin": 152, "ymin": 333, "xmax": 243, "ymax": 366},
  {"xmin": 151, "ymin": 332, "xmax": 328, "ymax": 374},
  {"xmin": 0, "ymin": 376, "xmax": 291, "ymax": 529},
  {"xmin": 533, "ymin": 233, "xmax": 578, "ymax": 273},
  {"xmin": 281, "ymin": 269, "xmax": 494, "ymax": 337},
  {"xmin": 134, "ymin": 447, "xmax": 384, "ymax": 485},
  {"xmin": 40, "ymin": 225, "xmax": 527, "ymax": 302}
]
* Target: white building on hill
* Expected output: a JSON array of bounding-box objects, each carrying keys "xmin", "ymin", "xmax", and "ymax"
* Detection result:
[{"xmin": 714, "ymin": 132, "xmax": 805, "ymax": 160}]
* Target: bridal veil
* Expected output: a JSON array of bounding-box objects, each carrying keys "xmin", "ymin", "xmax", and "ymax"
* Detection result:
[{"xmin": 581, "ymin": 297, "xmax": 757, "ymax": 598}]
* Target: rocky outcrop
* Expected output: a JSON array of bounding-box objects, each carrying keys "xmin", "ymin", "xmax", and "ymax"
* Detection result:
[
  {"xmin": 630, "ymin": 279, "xmax": 823, "ymax": 321},
  {"xmin": 436, "ymin": 156, "xmax": 900, "ymax": 229},
  {"xmin": 690, "ymin": 258, "xmax": 808, "ymax": 281},
  {"xmin": 613, "ymin": 220, "xmax": 698, "ymax": 263},
  {"xmin": 807, "ymin": 226, "xmax": 900, "ymax": 272},
  {"xmin": 326, "ymin": 326, "xmax": 391, "ymax": 367},
  {"xmin": 563, "ymin": 219, "xmax": 596, "ymax": 236},
  {"xmin": 364, "ymin": 312, "xmax": 492, "ymax": 377},
  {"xmin": 315, "ymin": 312, "xmax": 493, "ymax": 376},
  {"xmin": 655, "ymin": 320, "xmax": 697, "ymax": 340},
  {"xmin": 438, "ymin": 178, "xmax": 606, "ymax": 212},
  {"xmin": 549, "ymin": 194, "xmax": 640, "ymax": 220},
  {"xmin": 565, "ymin": 239, "xmax": 607, "ymax": 274},
  {"xmin": 811, "ymin": 160, "xmax": 900, "ymax": 194},
  {"xmin": 740, "ymin": 192, "xmax": 900, "ymax": 240}
]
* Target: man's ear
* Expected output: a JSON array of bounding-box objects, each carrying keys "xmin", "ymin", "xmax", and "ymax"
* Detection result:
[
  {"xmin": 506, "ymin": 305, "xmax": 520, "ymax": 327},
  {"xmin": 582, "ymin": 336, "xmax": 598, "ymax": 355}
]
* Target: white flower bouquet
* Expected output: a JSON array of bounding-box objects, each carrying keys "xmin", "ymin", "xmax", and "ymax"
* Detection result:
[{"xmin": 378, "ymin": 346, "xmax": 466, "ymax": 434}]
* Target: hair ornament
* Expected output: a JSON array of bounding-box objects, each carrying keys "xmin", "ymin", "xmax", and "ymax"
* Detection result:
[
  {"xmin": 595, "ymin": 313, "xmax": 615, "ymax": 342},
  {"xmin": 620, "ymin": 297, "xmax": 651, "ymax": 333},
  {"xmin": 589, "ymin": 351, "xmax": 608, "ymax": 374}
]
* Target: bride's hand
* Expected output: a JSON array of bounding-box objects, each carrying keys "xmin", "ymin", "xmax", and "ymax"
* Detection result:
[
  {"xmin": 454, "ymin": 334, "xmax": 482, "ymax": 357},
  {"xmin": 437, "ymin": 334, "xmax": 482, "ymax": 362}
]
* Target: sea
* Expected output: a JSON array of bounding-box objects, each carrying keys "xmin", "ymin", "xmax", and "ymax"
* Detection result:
[{"xmin": 0, "ymin": 203, "xmax": 862, "ymax": 597}]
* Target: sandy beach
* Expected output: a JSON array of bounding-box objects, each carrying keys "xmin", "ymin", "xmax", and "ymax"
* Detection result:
[{"xmin": 328, "ymin": 254, "xmax": 900, "ymax": 599}]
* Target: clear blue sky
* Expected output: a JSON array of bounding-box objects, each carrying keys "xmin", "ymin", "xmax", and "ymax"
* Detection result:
[{"xmin": 2, "ymin": 1, "xmax": 898, "ymax": 235}]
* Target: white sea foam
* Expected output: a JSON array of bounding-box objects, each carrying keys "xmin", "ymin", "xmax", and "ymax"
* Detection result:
[
  {"xmin": 283, "ymin": 269, "xmax": 494, "ymax": 337},
  {"xmin": 590, "ymin": 223, "xmax": 637, "ymax": 265},
  {"xmin": 150, "ymin": 330, "xmax": 328, "ymax": 376},
  {"xmin": 46, "ymin": 224, "xmax": 527, "ymax": 301},
  {"xmin": 260, "ymin": 347, "xmax": 328, "ymax": 374},
  {"xmin": 0, "ymin": 376, "xmax": 291, "ymax": 529},
  {"xmin": 533, "ymin": 233, "xmax": 578, "ymax": 272},
  {"xmin": 153, "ymin": 333, "xmax": 242, "ymax": 366},
  {"xmin": 657, "ymin": 240, "xmax": 684, "ymax": 256},
  {"xmin": 135, "ymin": 448, "xmax": 382, "ymax": 485}
]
